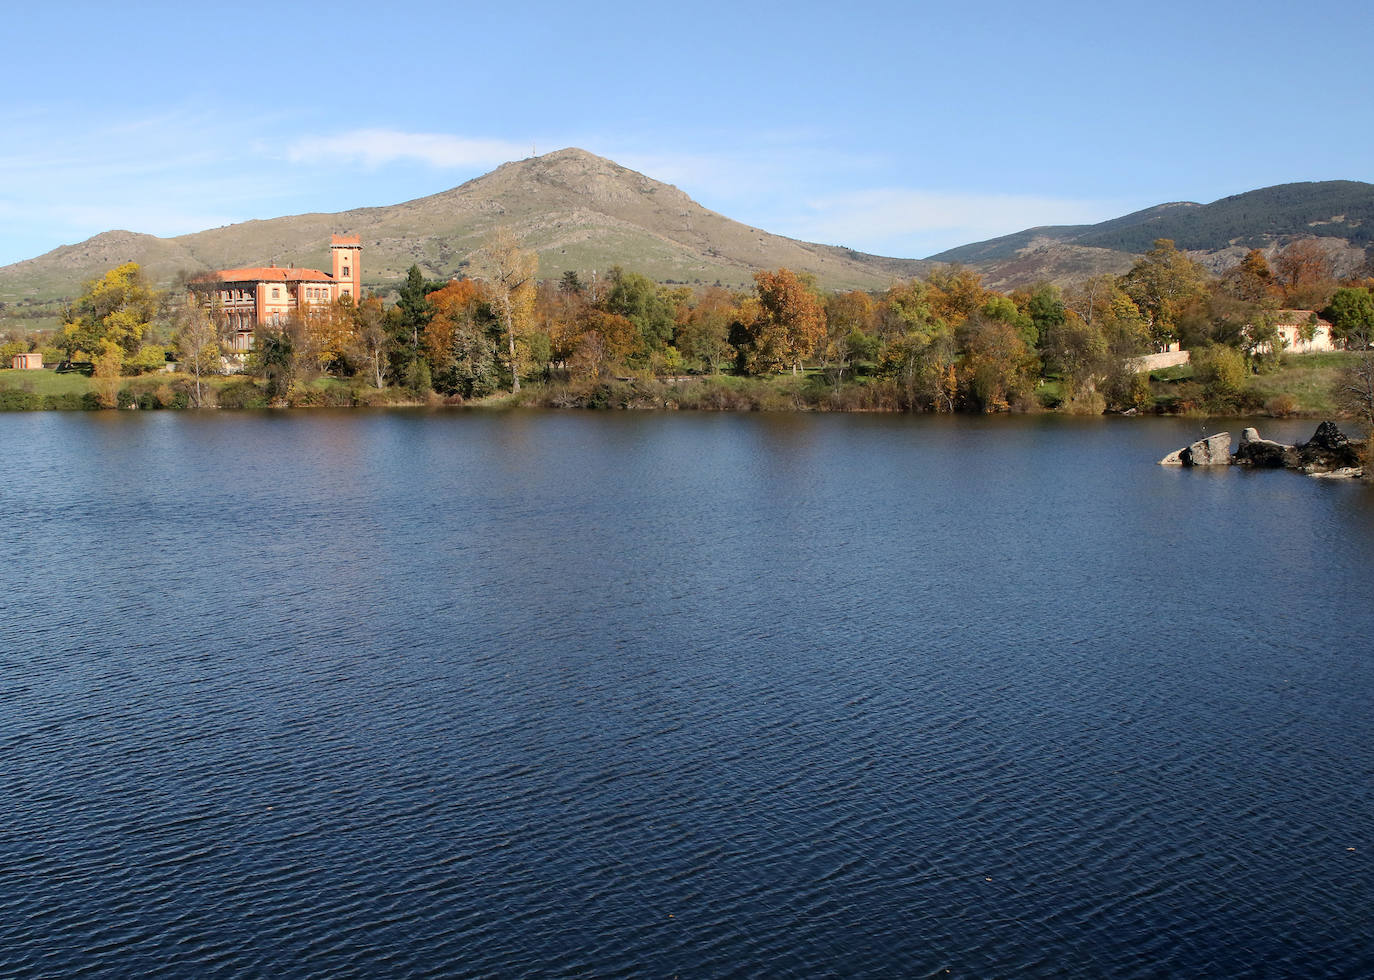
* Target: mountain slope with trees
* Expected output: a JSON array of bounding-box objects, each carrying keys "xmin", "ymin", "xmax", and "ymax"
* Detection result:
[{"xmin": 930, "ymin": 181, "xmax": 1374, "ymax": 287}]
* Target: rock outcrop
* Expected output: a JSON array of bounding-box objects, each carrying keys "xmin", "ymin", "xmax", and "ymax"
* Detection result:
[
  {"xmin": 1159, "ymin": 432, "xmax": 1231, "ymax": 466},
  {"xmin": 1293, "ymin": 421, "xmax": 1364, "ymax": 473},
  {"xmin": 1233, "ymin": 427, "xmax": 1295, "ymax": 468},
  {"xmin": 1160, "ymin": 422, "xmax": 1366, "ymax": 478}
]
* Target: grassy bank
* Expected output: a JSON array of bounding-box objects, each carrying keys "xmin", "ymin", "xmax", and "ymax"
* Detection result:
[
  {"xmin": 1, "ymin": 352, "xmax": 1368, "ymax": 418},
  {"xmin": 1146, "ymin": 351, "xmax": 1364, "ymax": 418},
  {"xmin": 0, "ymin": 369, "xmax": 434, "ymax": 411},
  {"xmin": 501, "ymin": 373, "xmax": 911, "ymax": 412}
]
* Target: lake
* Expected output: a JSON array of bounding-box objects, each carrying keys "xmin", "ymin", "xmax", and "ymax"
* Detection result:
[{"xmin": 1, "ymin": 410, "xmax": 1371, "ymax": 977}]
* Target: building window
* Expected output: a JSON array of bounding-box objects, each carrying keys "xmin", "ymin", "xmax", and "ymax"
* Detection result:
[
  {"xmin": 342, "ymin": 266, "xmax": 350, "ymax": 277},
  {"xmin": 272, "ymin": 287, "xmax": 280, "ymax": 299}
]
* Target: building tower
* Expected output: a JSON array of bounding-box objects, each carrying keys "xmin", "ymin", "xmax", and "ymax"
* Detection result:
[{"xmin": 331, "ymin": 234, "xmax": 362, "ymax": 300}]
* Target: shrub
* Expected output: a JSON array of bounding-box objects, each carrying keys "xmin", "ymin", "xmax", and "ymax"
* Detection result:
[
  {"xmin": 1265, "ymin": 393, "xmax": 1299, "ymax": 418},
  {"xmin": 286, "ymin": 384, "xmax": 353, "ymax": 408},
  {"xmin": 0, "ymin": 387, "xmax": 40, "ymax": 410},
  {"xmin": 1193, "ymin": 345, "xmax": 1247, "ymax": 404},
  {"xmin": 1064, "ymin": 389, "xmax": 1107, "ymax": 415},
  {"xmin": 42, "ymin": 392, "xmax": 87, "ymax": 411},
  {"xmin": 217, "ymin": 379, "xmax": 269, "ymax": 409}
]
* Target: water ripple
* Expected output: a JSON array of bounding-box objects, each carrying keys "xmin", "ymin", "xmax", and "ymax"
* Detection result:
[{"xmin": 1, "ymin": 411, "xmax": 1372, "ymax": 976}]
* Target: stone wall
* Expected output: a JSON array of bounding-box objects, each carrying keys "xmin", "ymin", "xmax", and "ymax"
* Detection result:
[{"xmin": 1129, "ymin": 350, "xmax": 1191, "ymax": 373}]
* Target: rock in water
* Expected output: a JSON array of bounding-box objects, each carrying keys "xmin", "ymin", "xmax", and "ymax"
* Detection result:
[
  {"xmin": 1234, "ymin": 426, "xmax": 1294, "ymax": 468},
  {"xmin": 1157, "ymin": 421, "xmax": 1363, "ymax": 478},
  {"xmin": 1295, "ymin": 422, "xmax": 1362, "ymax": 473},
  {"xmin": 1180, "ymin": 432, "xmax": 1232, "ymax": 466}
]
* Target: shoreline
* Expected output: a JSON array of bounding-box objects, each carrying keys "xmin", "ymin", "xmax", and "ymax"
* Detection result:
[{"xmin": 0, "ymin": 362, "xmax": 1368, "ymax": 422}]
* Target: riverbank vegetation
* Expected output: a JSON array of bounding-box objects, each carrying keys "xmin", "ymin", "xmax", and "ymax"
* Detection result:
[{"xmin": 3, "ymin": 235, "xmax": 1373, "ymax": 430}]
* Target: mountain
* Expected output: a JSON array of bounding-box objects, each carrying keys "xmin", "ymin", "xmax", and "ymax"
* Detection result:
[
  {"xmin": 930, "ymin": 180, "xmax": 1374, "ymax": 288},
  {"xmin": 4, "ymin": 159, "xmax": 1372, "ymax": 316},
  {"xmin": 0, "ymin": 148, "xmax": 928, "ymax": 308}
]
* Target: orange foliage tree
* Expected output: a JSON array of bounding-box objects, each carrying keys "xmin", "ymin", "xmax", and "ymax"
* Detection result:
[{"xmin": 748, "ymin": 269, "xmax": 826, "ymax": 374}]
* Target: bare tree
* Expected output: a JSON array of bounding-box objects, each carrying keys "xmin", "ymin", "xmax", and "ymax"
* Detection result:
[
  {"xmin": 471, "ymin": 228, "xmax": 537, "ymax": 393},
  {"xmin": 173, "ymin": 289, "xmax": 224, "ymax": 408},
  {"xmin": 1336, "ymin": 325, "xmax": 1374, "ymax": 427}
]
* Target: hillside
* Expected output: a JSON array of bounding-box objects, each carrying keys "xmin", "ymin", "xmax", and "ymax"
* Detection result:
[
  {"xmin": 931, "ymin": 180, "xmax": 1374, "ymax": 287},
  {"xmin": 0, "ymin": 149, "xmax": 928, "ymax": 308}
]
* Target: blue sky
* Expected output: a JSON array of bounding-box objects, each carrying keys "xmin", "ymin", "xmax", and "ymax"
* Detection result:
[{"xmin": 1, "ymin": 0, "xmax": 1369, "ymax": 267}]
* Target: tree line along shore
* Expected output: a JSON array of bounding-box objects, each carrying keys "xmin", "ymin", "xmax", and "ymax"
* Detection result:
[{"xmin": 2, "ymin": 235, "xmax": 1373, "ymax": 438}]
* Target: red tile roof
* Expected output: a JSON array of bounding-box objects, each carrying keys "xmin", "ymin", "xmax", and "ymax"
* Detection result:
[
  {"xmin": 1276, "ymin": 309, "xmax": 1332, "ymax": 325},
  {"xmin": 215, "ymin": 267, "xmax": 334, "ymax": 283},
  {"xmin": 331, "ymin": 234, "xmax": 361, "ymax": 246}
]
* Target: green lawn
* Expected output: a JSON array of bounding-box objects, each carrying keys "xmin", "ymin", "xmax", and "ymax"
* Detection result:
[
  {"xmin": 0, "ymin": 368, "xmax": 92, "ymax": 396},
  {"xmin": 1245, "ymin": 351, "xmax": 1362, "ymax": 417}
]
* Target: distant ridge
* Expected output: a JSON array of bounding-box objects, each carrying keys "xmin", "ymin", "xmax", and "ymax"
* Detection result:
[{"xmin": 928, "ymin": 180, "xmax": 1374, "ymax": 287}]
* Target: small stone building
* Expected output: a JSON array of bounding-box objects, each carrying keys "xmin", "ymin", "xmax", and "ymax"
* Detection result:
[
  {"xmin": 11, "ymin": 352, "xmax": 43, "ymax": 370},
  {"xmin": 1274, "ymin": 310, "xmax": 1336, "ymax": 354}
]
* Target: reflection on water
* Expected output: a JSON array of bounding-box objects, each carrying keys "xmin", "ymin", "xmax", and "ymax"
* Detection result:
[{"xmin": 1, "ymin": 410, "xmax": 1371, "ymax": 976}]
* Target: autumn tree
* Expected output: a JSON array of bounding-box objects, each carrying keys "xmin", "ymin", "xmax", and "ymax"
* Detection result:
[
  {"xmin": 425, "ymin": 279, "xmax": 503, "ymax": 397},
  {"xmin": 1220, "ymin": 249, "xmax": 1279, "ymax": 304},
  {"xmin": 744, "ymin": 269, "xmax": 826, "ymax": 375},
  {"xmin": 1192, "ymin": 344, "xmax": 1248, "ymax": 407},
  {"xmin": 817, "ymin": 290, "xmax": 878, "ymax": 385},
  {"xmin": 471, "ymin": 229, "xmax": 537, "ymax": 393},
  {"xmin": 601, "ymin": 267, "xmax": 676, "ymax": 356},
  {"xmin": 1119, "ymin": 239, "xmax": 1208, "ymax": 350},
  {"xmin": 925, "ymin": 266, "xmax": 989, "ymax": 323},
  {"xmin": 171, "ymin": 295, "xmax": 223, "ymax": 408},
  {"xmin": 1276, "ymin": 239, "xmax": 1337, "ymax": 308},
  {"xmin": 295, "ymin": 298, "xmax": 360, "ymax": 376},
  {"xmin": 61, "ymin": 262, "xmax": 162, "ymax": 366},
  {"xmin": 569, "ymin": 309, "xmax": 639, "ymax": 380},
  {"xmin": 981, "ymin": 294, "xmax": 1037, "ymax": 349},
  {"xmin": 874, "ymin": 278, "xmax": 954, "ymax": 410},
  {"xmin": 1040, "ymin": 311, "xmax": 1110, "ymax": 406},
  {"xmin": 958, "ymin": 315, "xmax": 1037, "ymax": 411},
  {"xmin": 352, "ymin": 294, "xmax": 390, "ymax": 389},
  {"xmin": 882, "ymin": 323, "xmax": 957, "ymax": 411},
  {"xmin": 876, "ymin": 278, "xmax": 937, "ymax": 340},
  {"xmin": 1064, "ymin": 274, "xmax": 1136, "ymax": 330},
  {"xmin": 677, "ymin": 287, "xmax": 738, "ymax": 374}
]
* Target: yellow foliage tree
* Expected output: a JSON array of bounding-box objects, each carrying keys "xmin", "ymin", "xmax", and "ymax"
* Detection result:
[{"xmin": 61, "ymin": 262, "xmax": 161, "ymax": 366}]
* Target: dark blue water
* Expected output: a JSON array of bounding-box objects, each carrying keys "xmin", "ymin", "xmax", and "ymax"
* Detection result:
[{"xmin": 2, "ymin": 410, "xmax": 1371, "ymax": 977}]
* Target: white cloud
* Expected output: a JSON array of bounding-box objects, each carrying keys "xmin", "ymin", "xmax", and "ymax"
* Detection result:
[
  {"xmin": 287, "ymin": 130, "xmax": 533, "ymax": 170},
  {"xmin": 587, "ymin": 141, "xmax": 1124, "ymax": 257},
  {"xmin": 50, "ymin": 203, "xmax": 246, "ymax": 239},
  {"xmin": 779, "ymin": 188, "xmax": 1128, "ymax": 257}
]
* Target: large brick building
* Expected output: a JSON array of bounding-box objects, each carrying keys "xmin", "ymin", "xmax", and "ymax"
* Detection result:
[{"xmin": 197, "ymin": 235, "xmax": 362, "ymax": 351}]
